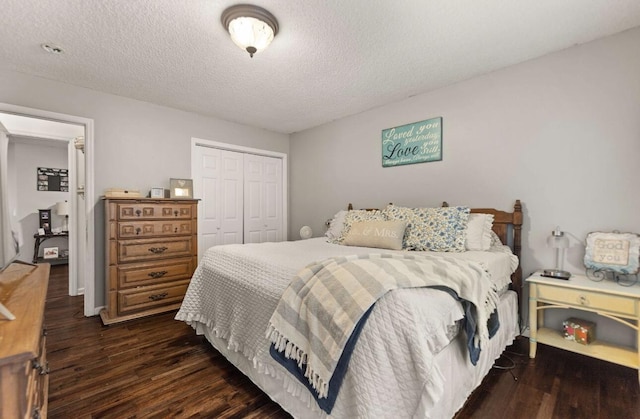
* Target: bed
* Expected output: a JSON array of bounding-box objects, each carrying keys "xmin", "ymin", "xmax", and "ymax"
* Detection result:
[{"xmin": 176, "ymin": 200, "xmax": 523, "ymax": 418}]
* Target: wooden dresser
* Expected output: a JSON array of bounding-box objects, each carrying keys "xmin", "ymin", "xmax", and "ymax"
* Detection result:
[
  {"xmin": 0, "ymin": 262, "xmax": 50, "ymax": 419},
  {"xmin": 101, "ymin": 198, "xmax": 198, "ymax": 325}
]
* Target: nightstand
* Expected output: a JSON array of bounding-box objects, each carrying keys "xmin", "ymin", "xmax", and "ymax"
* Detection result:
[{"xmin": 527, "ymin": 272, "xmax": 640, "ymax": 383}]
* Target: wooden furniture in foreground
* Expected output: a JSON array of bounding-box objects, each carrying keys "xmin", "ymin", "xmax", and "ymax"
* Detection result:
[
  {"xmin": 101, "ymin": 198, "xmax": 198, "ymax": 325},
  {"xmin": 528, "ymin": 272, "xmax": 640, "ymax": 383},
  {"xmin": 0, "ymin": 262, "xmax": 51, "ymax": 419}
]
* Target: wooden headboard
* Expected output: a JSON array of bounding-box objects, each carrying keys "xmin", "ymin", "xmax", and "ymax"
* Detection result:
[{"xmin": 346, "ymin": 200, "xmax": 523, "ymax": 305}]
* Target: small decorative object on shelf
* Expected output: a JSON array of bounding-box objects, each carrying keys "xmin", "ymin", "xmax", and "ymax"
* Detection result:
[
  {"xmin": 299, "ymin": 225, "xmax": 312, "ymax": 239},
  {"xmin": 149, "ymin": 187, "xmax": 164, "ymax": 198},
  {"xmin": 563, "ymin": 317, "xmax": 596, "ymax": 345},
  {"xmin": 43, "ymin": 247, "xmax": 59, "ymax": 259},
  {"xmin": 38, "ymin": 209, "xmax": 51, "ymax": 233},
  {"xmin": 104, "ymin": 188, "xmax": 141, "ymax": 198},
  {"xmin": 584, "ymin": 231, "xmax": 639, "ymax": 286},
  {"xmin": 170, "ymin": 178, "xmax": 193, "ymax": 198}
]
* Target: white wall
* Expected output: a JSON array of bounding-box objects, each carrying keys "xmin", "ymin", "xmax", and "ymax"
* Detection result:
[
  {"xmin": 8, "ymin": 141, "xmax": 69, "ymax": 262},
  {"xmin": 290, "ymin": 28, "xmax": 640, "ymax": 343},
  {"xmin": 0, "ymin": 70, "xmax": 289, "ymax": 309}
]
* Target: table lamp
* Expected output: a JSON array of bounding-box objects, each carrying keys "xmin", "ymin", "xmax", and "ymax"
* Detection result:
[
  {"xmin": 56, "ymin": 200, "xmax": 70, "ymax": 232},
  {"xmin": 543, "ymin": 226, "xmax": 571, "ymax": 279}
]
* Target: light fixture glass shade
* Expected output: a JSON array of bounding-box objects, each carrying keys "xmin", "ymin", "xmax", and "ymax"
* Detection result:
[
  {"xmin": 546, "ymin": 227, "xmax": 570, "ymax": 275},
  {"xmin": 228, "ymin": 16, "xmax": 274, "ymax": 56},
  {"xmin": 56, "ymin": 201, "xmax": 70, "ymax": 216},
  {"xmin": 300, "ymin": 225, "xmax": 312, "ymax": 239},
  {"xmin": 56, "ymin": 200, "xmax": 70, "ymax": 232},
  {"xmin": 221, "ymin": 4, "xmax": 279, "ymax": 58},
  {"xmin": 547, "ymin": 227, "xmax": 569, "ymax": 249}
]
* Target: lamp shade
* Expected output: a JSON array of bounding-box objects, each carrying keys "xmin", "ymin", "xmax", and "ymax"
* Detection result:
[
  {"xmin": 299, "ymin": 226, "xmax": 312, "ymax": 239},
  {"xmin": 56, "ymin": 201, "xmax": 70, "ymax": 216},
  {"xmin": 547, "ymin": 227, "xmax": 569, "ymax": 249}
]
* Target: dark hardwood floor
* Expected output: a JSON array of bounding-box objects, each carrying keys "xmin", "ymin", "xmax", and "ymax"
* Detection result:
[{"xmin": 45, "ymin": 265, "xmax": 640, "ymax": 418}]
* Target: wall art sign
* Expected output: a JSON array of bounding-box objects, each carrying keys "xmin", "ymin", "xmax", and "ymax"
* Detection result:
[
  {"xmin": 37, "ymin": 167, "xmax": 69, "ymax": 192},
  {"xmin": 584, "ymin": 231, "xmax": 640, "ymax": 275},
  {"xmin": 381, "ymin": 117, "xmax": 442, "ymax": 167}
]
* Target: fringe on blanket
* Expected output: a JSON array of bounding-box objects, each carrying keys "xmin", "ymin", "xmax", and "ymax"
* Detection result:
[{"xmin": 266, "ymin": 326, "xmax": 331, "ymax": 399}]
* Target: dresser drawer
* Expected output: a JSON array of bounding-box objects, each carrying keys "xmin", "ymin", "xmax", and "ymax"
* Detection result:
[
  {"xmin": 116, "ymin": 220, "xmax": 194, "ymax": 239},
  {"xmin": 116, "ymin": 237, "xmax": 194, "ymax": 263},
  {"xmin": 118, "ymin": 281, "xmax": 189, "ymax": 315},
  {"xmin": 537, "ymin": 284, "xmax": 638, "ymax": 317},
  {"xmin": 117, "ymin": 202, "xmax": 193, "ymax": 220},
  {"xmin": 114, "ymin": 257, "xmax": 195, "ymax": 288}
]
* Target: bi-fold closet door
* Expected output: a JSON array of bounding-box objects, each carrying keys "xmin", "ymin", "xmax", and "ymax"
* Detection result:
[{"xmin": 195, "ymin": 146, "xmax": 283, "ymax": 254}]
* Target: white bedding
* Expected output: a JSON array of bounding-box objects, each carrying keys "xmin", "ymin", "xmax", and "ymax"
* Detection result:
[{"xmin": 176, "ymin": 238, "xmax": 519, "ymax": 418}]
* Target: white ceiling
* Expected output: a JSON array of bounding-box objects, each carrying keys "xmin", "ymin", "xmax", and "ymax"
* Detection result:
[{"xmin": 2, "ymin": 1, "xmax": 640, "ymax": 134}]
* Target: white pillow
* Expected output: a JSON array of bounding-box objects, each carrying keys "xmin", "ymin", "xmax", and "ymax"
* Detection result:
[
  {"xmin": 465, "ymin": 213, "xmax": 494, "ymax": 251},
  {"xmin": 325, "ymin": 210, "xmax": 347, "ymax": 241}
]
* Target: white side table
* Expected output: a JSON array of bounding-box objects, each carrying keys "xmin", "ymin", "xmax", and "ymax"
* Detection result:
[{"xmin": 527, "ymin": 272, "xmax": 640, "ymax": 383}]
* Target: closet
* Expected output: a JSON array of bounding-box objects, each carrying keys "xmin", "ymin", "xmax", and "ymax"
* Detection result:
[{"xmin": 193, "ymin": 145, "xmax": 284, "ymax": 255}]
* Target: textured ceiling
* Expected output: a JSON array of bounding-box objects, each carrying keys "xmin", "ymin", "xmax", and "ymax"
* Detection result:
[{"xmin": 1, "ymin": 1, "xmax": 640, "ymax": 134}]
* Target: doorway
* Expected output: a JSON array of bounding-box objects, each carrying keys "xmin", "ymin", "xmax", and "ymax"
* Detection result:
[{"xmin": 0, "ymin": 103, "xmax": 96, "ymax": 316}]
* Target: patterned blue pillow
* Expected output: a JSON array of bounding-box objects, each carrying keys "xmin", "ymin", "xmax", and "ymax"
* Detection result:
[{"xmin": 382, "ymin": 205, "xmax": 470, "ymax": 252}]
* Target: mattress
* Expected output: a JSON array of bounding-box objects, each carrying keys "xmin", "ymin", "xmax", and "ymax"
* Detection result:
[{"xmin": 176, "ymin": 238, "xmax": 519, "ymax": 418}]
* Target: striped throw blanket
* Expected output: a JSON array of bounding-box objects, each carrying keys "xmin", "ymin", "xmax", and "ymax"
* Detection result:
[{"xmin": 266, "ymin": 253, "xmax": 499, "ymax": 399}]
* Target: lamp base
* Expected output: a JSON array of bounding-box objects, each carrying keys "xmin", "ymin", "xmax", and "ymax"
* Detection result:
[{"xmin": 542, "ymin": 269, "xmax": 571, "ymax": 280}]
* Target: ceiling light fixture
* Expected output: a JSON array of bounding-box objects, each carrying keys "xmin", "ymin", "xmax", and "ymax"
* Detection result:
[{"xmin": 221, "ymin": 4, "xmax": 278, "ymax": 58}]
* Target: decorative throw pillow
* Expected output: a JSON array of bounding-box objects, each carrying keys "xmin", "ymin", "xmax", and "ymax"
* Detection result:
[
  {"xmin": 382, "ymin": 204, "xmax": 470, "ymax": 252},
  {"xmin": 342, "ymin": 220, "xmax": 407, "ymax": 250},
  {"xmin": 334, "ymin": 209, "xmax": 385, "ymax": 244},
  {"xmin": 465, "ymin": 213, "xmax": 495, "ymax": 251},
  {"xmin": 489, "ymin": 230, "xmax": 503, "ymax": 247},
  {"xmin": 325, "ymin": 210, "xmax": 347, "ymax": 242}
]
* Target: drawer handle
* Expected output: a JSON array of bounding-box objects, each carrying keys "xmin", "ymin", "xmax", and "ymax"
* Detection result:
[
  {"xmin": 135, "ymin": 227, "xmax": 141, "ymax": 235},
  {"xmin": 174, "ymin": 210, "xmax": 179, "ymax": 217},
  {"xmin": 136, "ymin": 209, "xmax": 142, "ymax": 217},
  {"xmin": 148, "ymin": 270, "xmax": 168, "ymax": 279},
  {"xmin": 578, "ymin": 295, "xmax": 590, "ymax": 306},
  {"xmin": 149, "ymin": 292, "xmax": 168, "ymax": 301},
  {"xmin": 148, "ymin": 246, "xmax": 168, "ymax": 254}
]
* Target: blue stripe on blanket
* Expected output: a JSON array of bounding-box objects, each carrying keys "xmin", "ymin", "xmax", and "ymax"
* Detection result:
[
  {"xmin": 269, "ymin": 306, "xmax": 374, "ymax": 414},
  {"xmin": 270, "ymin": 287, "xmax": 500, "ymax": 413}
]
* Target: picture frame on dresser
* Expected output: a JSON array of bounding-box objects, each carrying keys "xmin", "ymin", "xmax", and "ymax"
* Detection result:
[{"xmin": 169, "ymin": 178, "xmax": 193, "ymax": 199}]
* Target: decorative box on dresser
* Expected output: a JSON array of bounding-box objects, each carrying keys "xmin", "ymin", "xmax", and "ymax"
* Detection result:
[
  {"xmin": 101, "ymin": 198, "xmax": 198, "ymax": 325},
  {"xmin": 528, "ymin": 271, "xmax": 640, "ymax": 383},
  {"xmin": 0, "ymin": 262, "xmax": 50, "ymax": 419}
]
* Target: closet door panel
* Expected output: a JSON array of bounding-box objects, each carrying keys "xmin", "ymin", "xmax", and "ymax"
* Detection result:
[
  {"xmin": 197, "ymin": 148, "xmax": 222, "ymax": 251},
  {"xmin": 243, "ymin": 154, "xmax": 282, "ymax": 243}
]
